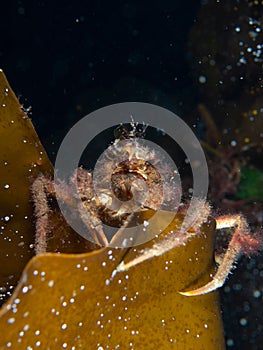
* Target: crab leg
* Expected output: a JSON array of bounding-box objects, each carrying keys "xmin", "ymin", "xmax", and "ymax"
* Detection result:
[
  {"xmin": 180, "ymin": 214, "xmax": 260, "ymax": 296},
  {"xmin": 116, "ymin": 201, "xmax": 211, "ymax": 272},
  {"xmin": 32, "ymin": 174, "xmax": 78, "ymax": 254},
  {"xmin": 76, "ymin": 202, "xmax": 109, "ymax": 246},
  {"xmin": 32, "ymin": 173, "xmax": 109, "ymax": 253},
  {"xmin": 70, "ymin": 168, "xmax": 109, "ymax": 246},
  {"xmin": 31, "ymin": 175, "xmax": 52, "ymax": 254}
]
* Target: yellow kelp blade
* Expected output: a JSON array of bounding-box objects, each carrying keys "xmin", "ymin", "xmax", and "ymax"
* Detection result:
[
  {"xmin": 0, "ymin": 215, "xmax": 225, "ymax": 349},
  {"xmin": 0, "ymin": 70, "xmax": 53, "ymax": 304},
  {"xmin": 0, "ymin": 70, "xmax": 95, "ymax": 306}
]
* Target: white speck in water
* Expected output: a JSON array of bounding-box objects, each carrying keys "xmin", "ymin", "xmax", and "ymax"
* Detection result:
[
  {"xmin": 80, "ymin": 285, "xmax": 85, "ymax": 291},
  {"xmin": 122, "ymin": 238, "xmax": 129, "ymax": 247},
  {"xmin": 111, "ymin": 269, "xmax": 117, "ymax": 279},
  {"xmin": 226, "ymin": 338, "xmax": 234, "ymax": 346},
  {"xmin": 7, "ymin": 317, "xmax": 15, "ymax": 324},
  {"xmin": 48, "ymin": 280, "xmax": 54, "ymax": 288},
  {"xmin": 198, "ymin": 75, "xmax": 206, "ymax": 84},
  {"xmin": 240, "ymin": 318, "xmax": 248, "ymax": 326},
  {"xmin": 61, "ymin": 323, "xmax": 67, "ymax": 330},
  {"xmin": 253, "ymin": 289, "xmax": 261, "ymax": 298},
  {"xmin": 22, "ymin": 286, "xmax": 29, "ymax": 294},
  {"xmin": 3, "ymin": 184, "xmax": 9, "ymax": 189}
]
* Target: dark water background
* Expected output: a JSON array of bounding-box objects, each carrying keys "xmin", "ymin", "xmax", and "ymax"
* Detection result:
[{"xmin": 1, "ymin": 1, "xmax": 262, "ymax": 349}]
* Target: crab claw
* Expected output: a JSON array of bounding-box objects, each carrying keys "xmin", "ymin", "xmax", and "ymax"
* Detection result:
[{"xmin": 179, "ymin": 278, "xmax": 223, "ymax": 296}]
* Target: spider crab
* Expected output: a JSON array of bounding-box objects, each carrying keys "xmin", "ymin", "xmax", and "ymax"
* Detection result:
[{"xmin": 31, "ymin": 123, "xmax": 261, "ymax": 296}]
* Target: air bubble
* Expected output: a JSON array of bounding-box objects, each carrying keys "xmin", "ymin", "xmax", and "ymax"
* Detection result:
[{"xmin": 198, "ymin": 75, "xmax": 206, "ymax": 83}]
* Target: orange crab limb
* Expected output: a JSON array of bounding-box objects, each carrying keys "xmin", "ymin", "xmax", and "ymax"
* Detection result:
[
  {"xmin": 181, "ymin": 214, "xmax": 261, "ymax": 296},
  {"xmin": 116, "ymin": 200, "xmax": 211, "ymax": 272}
]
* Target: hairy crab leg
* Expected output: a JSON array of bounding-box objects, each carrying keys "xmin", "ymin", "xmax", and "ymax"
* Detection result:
[
  {"xmin": 32, "ymin": 174, "xmax": 109, "ymax": 253},
  {"xmin": 180, "ymin": 214, "xmax": 261, "ymax": 296},
  {"xmin": 31, "ymin": 174, "xmax": 74, "ymax": 254},
  {"xmin": 70, "ymin": 168, "xmax": 109, "ymax": 246},
  {"xmin": 116, "ymin": 200, "xmax": 211, "ymax": 272},
  {"xmin": 76, "ymin": 202, "xmax": 108, "ymax": 246},
  {"xmin": 109, "ymin": 212, "xmax": 135, "ymax": 247},
  {"xmin": 31, "ymin": 174, "xmax": 54, "ymax": 254},
  {"xmin": 32, "ymin": 174, "xmax": 82, "ymax": 254}
]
